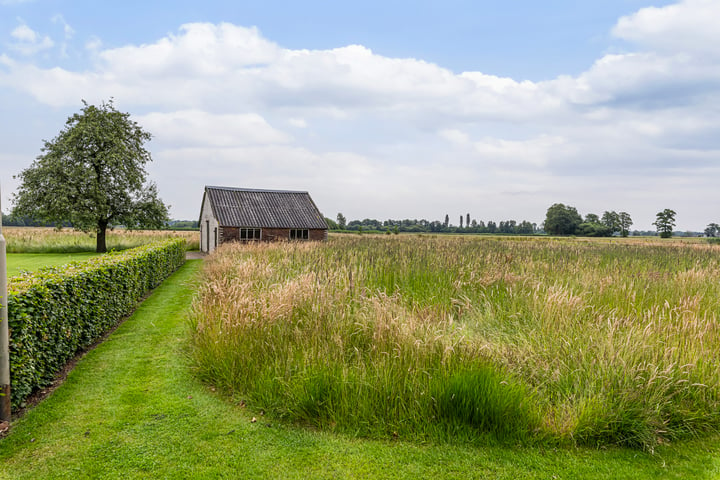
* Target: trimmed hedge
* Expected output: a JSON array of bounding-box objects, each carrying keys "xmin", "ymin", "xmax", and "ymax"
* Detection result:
[{"xmin": 6, "ymin": 239, "xmax": 186, "ymax": 408}]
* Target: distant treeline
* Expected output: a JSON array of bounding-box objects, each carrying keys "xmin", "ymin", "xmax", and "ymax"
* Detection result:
[
  {"xmin": 326, "ymin": 215, "xmax": 538, "ymax": 234},
  {"xmin": 1, "ymin": 212, "xmax": 71, "ymax": 227},
  {"xmin": 2, "ymin": 212, "xmax": 199, "ymax": 230}
]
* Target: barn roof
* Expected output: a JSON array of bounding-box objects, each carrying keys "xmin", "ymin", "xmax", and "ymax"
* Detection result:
[{"xmin": 204, "ymin": 186, "xmax": 328, "ymax": 229}]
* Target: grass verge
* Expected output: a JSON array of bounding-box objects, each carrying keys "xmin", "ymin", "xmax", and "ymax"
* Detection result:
[{"xmin": 0, "ymin": 260, "xmax": 718, "ymax": 479}]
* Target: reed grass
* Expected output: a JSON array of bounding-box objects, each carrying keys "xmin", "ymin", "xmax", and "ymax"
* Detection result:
[
  {"xmin": 3, "ymin": 226, "xmax": 199, "ymax": 253},
  {"xmin": 188, "ymin": 235, "xmax": 720, "ymax": 450}
]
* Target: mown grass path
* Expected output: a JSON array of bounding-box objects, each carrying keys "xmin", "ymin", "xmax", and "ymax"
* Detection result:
[{"xmin": 0, "ymin": 260, "xmax": 718, "ymax": 479}]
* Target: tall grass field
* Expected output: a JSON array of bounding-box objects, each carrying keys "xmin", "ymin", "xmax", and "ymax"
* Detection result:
[
  {"xmin": 3, "ymin": 226, "xmax": 199, "ymax": 253},
  {"xmin": 188, "ymin": 235, "xmax": 720, "ymax": 450}
]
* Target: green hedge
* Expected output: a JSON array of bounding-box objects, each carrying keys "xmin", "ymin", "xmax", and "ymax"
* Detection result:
[{"xmin": 6, "ymin": 239, "xmax": 186, "ymax": 408}]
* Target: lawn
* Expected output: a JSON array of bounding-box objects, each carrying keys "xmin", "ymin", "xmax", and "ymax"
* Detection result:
[
  {"xmin": 6, "ymin": 253, "xmax": 101, "ymax": 277},
  {"xmin": 1, "ymin": 258, "xmax": 719, "ymax": 478}
]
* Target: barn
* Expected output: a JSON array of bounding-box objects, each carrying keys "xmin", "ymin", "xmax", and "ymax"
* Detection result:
[{"xmin": 198, "ymin": 186, "xmax": 328, "ymax": 253}]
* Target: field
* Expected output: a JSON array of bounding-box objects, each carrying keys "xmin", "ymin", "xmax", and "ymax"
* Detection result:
[
  {"xmin": 189, "ymin": 234, "xmax": 720, "ymax": 450},
  {"xmin": 2, "ymin": 226, "xmax": 199, "ymax": 253}
]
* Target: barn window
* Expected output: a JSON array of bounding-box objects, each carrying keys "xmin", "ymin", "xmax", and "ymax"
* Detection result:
[
  {"xmin": 289, "ymin": 229, "xmax": 309, "ymax": 240},
  {"xmin": 239, "ymin": 228, "xmax": 261, "ymax": 241}
]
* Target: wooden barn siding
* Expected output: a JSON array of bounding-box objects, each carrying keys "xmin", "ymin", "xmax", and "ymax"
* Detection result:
[{"xmin": 219, "ymin": 227, "xmax": 326, "ymax": 243}]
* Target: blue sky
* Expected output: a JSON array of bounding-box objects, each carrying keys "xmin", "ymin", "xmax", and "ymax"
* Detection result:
[{"xmin": 0, "ymin": 0, "xmax": 716, "ymax": 231}]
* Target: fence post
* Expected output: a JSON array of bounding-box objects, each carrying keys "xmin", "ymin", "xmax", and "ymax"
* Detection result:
[{"xmin": 0, "ymin": 184, "xmax": 10, "ymax": 421}]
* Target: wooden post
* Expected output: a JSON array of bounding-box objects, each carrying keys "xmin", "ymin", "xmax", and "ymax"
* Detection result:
[{"xmin": 0, "ymin": 184, "xmax": 10, "ymax": 421}]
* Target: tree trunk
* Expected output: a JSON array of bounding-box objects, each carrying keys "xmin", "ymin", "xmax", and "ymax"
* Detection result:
[{"xmin": 96, "ymin": 220, "xmax": 108, "ymax": 253}]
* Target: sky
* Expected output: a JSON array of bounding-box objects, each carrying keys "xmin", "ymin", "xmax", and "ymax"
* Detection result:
[{"xmin": 0, "ymin": 0, "xmax": 718, "ymax": 232}]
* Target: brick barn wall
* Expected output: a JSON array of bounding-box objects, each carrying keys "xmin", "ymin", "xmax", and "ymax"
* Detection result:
[
  {"xmin": 221, "ymin": 227, "xmax": 239, "ymax": 243},
  {"xmin": 309, "ymin": 229, "xmax": 327, "ymax": 241}
]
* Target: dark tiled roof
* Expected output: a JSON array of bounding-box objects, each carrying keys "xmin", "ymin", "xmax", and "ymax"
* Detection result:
[{"xmin": 205, "ymin": 186, "xmax": 328, "ymax": 229}]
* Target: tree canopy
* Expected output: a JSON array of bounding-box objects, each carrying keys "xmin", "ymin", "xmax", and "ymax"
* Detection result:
[
  {"xmin": 653, "ymin": 209, "xmax": 677, "ymax": 238},
  {"xmin": 543, "ymin": 203, "xmax": 582, "ymax": 235},
  {"xmin": 13, "ymin": 100, "xmax": 169, "ymax": 252}
]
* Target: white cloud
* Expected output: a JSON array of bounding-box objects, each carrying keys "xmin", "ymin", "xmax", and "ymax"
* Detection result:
[
  {"xmin": 51, "ymin": 14, "xmax": 75, "ymax": 39},
  {"xmin": 8, "ymin": 22, "xmax": 53, "ymax": 55},
  {"xmin": 137, "ymin": 110, "xmax": 291, "ymax": 147},
  {"xmin": 85, "ymin": 36, "xmax": 102, "ymax": 52},
  {"xmin": 438, "ymin": 129, "xmax": 470, "ymax": 145},
  {"xmin": 99, "ymin": 23, "xmax": 281, "ymax": 78},
  {"xmin": 288, "ymin": 117, "xmax": 307, "ymax": 128},
  {"xmin": 10, "ymin": 24, "xmax": 35, "ymax": 42},
  {"xmin": 613, "ymin": 0, "xmax": 720, "ymax": 57}
]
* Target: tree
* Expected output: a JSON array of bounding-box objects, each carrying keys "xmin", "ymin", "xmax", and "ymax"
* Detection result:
[
  {"xmin": 459, "ymin": 215, "xmax": 463, "ymax": 228},
  {"xmin": 466, "ymin": 213, "xmax": 470, "ymax": 229},
  {"xmin": 601, "ymin": 211, "xmax": 620, "ymax": 235},
  {"xmin": 653, "ymin": 209, "xmax": 676, "ymax": 238},
  {"xmin": 584, "ymin": 213, "xmax": 600, "ymax": 224},
  {"xmin": 13, "ymin": 100, "xmax": 168, "ymax": 252},
  {"xmin": 336, "ymin": 212, "xmax": 347, "ymax": 230},
  {"xmin": 705, "ymin": 223, "xmax": 719, "ymax": 237},
  {"xmin": 543, "ymin": 203, "xmax": 582, "ymax": 235},
  {"xmin": 516, "ymin": 220, "xmax": 535, "ymax": 235},
  {"xmin": 444, "ymin": 214, "xmax": 450, "ymax": 229},
  {"xmin": 618, "ymin": 212, "xmax": 633, "ymax": 237},
  {"xmin": 576, "ymin": 222, "xmax": 613, "ymax": 237}
]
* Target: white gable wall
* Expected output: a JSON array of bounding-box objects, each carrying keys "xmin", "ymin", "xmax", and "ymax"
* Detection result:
[{"xmin": 199, "ymin": 193, "xmax": 220, "ymax": 253}]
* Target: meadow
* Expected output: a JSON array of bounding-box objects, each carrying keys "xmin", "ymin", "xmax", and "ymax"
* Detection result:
[
  {"xmin": 2, "ymin": 226, "xmax": 199, "ymax": 253},
  {"xmin": 189, "ymin": 234, "xmax": 720, "ymax": 450}
]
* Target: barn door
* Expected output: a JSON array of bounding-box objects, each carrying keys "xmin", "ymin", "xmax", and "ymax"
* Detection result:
[{"xmin": 206, "ymin": 220, "xmax": 210, "ymax": 252}]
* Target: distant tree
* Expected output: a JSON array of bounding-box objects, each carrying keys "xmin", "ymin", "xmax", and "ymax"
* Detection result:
[
  {"xmin": 543, "ymin": 203, "xmax": 582, "ymax": 235},
  {"xmin": 444, "ymin": 214, "xmax": 450, "ymax": 229},
  {"xmin": 601, "ymin": 211, "xmax": 621, "ymax": 235},
  {"xmin": 466, "ymin": 213, "xmax": 470, "ymax": 228},
  {"xmin": 471, "ymin": 219, "xmax": 477, "ymax": 228},
  {"xmin": 13, "ymin": 100, "xmax": 168, "ymax": 253},
  {"xmin": 486, "ymin": 220, "xmax": 497, "ymax": 233},
  {"xmin": 516, "ymin": 220, "xmax": 535, "ymax": 235},
  {"xmin": 704, "ymin": 223, "xmax": 719, "ymax": 237},
  {"xmin": 325, "ymin": 217, "xmax": 339, "ymax": 230},
  {"xmin": 618, "ymin": 212, "xmax": 633, "ymax": 237},
  {"xmin": 166, "ymin": 220, "xmax": 199, "ymax": 230},
  {"xmin": 576, "ymin": 222, "xmax": 613, "ymax": 237},
  {"xmin": 584, "ymin": 213, "xmax": 600, "ymax": 224},
  {"xmin": 459, "ymin": 215, "xmax": 463, "ymax": 228},
  {"xmin": 336, "ymin": 212, "xmax": 347, "ymax": 230},
  {"xmin": 653, "ymin": 209, "xmax": 677, "ymax": 238},
  {"xmin": 499, "ymin": 220, "xmax": 516, "ymax": 234}
]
